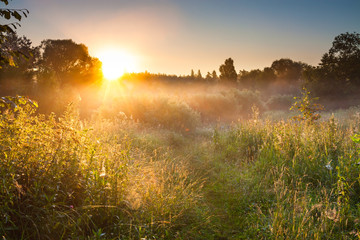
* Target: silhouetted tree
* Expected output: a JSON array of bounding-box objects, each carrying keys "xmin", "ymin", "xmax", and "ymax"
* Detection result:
[
  {"xmin": 271, "ymin": 58, "xmax": 303, "ymax": 82},
  {"xmin": 321, "ymin": 32, "xmax": 360, "ymax": 87},
  {"xmin": 212, "ymin": 70, "xmax": 218, "ymax": 80},
  {"xmin": 219, "ymin": 58, "xmax": 237, "ymax": 82},
  {"xmin": 305, "ymin": 32, "xmax": 360, "ymax": 98},
  {"xmin": 190, "ymin": 69, "xmax": 195, "ymax": 79},
  {"xmin": 238, "ymin": 67, "xmax": 277, "ymax": 90},
  {"xmin": 197, "ymin": 69, "xmax": 202, "ymax": 80},
  {"xmin": 261, "ymin": 67, "xmax": 276, "ymax": 83},
  {"xmin": 205, "ymin": 72, "xmax": 212, "ymax": 82},
  {"xmin": 37, "ymin": 39, "xmax": 102, "ymax": 87},
  {"xmin": 238, "ymin": 69, "xmax": 262, "ymax": 88}
]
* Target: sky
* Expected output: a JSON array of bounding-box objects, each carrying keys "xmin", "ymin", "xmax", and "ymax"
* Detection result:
[{"xmin": 5, "ymin": 0, "xmax": 360, "ymax": 75}]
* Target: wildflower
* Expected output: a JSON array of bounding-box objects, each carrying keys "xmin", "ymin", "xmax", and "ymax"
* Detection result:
[
  {"xmin": 100, "ymin": 165, "xmax": 106, "ymax": 177},
  {"xmin": 325, "ymin": 163, "xmax": 333, "ymax": 171},
  {"xmin": 105, "ymin": 182, "xmax": 111, "ymax": 190}
]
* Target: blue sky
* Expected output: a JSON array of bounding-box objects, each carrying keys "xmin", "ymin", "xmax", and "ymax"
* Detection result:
[{"xmin": 6, "ymin": 0, "xmax": 360, "ymax": 75}]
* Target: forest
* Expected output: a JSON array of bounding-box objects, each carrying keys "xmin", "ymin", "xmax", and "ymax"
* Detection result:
[{"xmin": 1, "ymin": 1, "xmax": 360, "ymax": 239}]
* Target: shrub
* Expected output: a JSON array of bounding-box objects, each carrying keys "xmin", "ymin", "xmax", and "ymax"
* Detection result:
[
  {"xmin": 187, "ymin": 93, "xmax": 237, "ymax": 122},
  {"xmin": 0, "ymin": 105, "xmax": 130, "ymax": 239},
  {"xmin": 230, "ymin": 89, "xmax": 264, "ymax": 116},
  {"xmin": 266, "ymin": 94, "xmax": 294, "ymax": 111},
  {"xmin": 98, "ymin": 96, "xmax": 200, "ymax": 132},
  {"xmin": 187, "ymin": 88, "xmax": 264, "ymax": 122}
]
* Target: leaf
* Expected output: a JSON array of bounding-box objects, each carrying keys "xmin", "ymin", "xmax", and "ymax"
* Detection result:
[
  {"xmin": 27, "ymin": 98, "xmax": 38, "ymax": 108},
  {"xmin": 352, "ymin": 134, "xmax": 360, "ymax": 144},
  {"xmin": 12, "ymin": 11, "xmax": 22, "ymax": 21},
  {"xmin": 9, "ymin": 56, "xmax": 15, "ymax": 67},
  {"xmin": 4, "ymin": 10, "xmax": 11, "ymax": 20}
]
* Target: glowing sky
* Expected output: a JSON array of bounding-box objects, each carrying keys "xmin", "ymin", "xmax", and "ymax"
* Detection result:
[{"xmin": 8, "ymin": 0, "xmax": 360, "ymax": 75}]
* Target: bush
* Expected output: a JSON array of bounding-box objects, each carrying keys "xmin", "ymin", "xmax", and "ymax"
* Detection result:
[
  {"xmin": 186, "ymin": 88, "xmax": 264, "ymax": 122},
  {"xmin": 187, "ymin": 93, "xmax": 237, "ymax": 122},
  {"xmin": 0, "ymin": 105, "xmax": 130, "ymax": 239},
  {"xmin": 266, "ymin": 94, "xmax": 294, "ymax": 111},
  {"xmin": 98, "ymin": 96, "xmax": 201, "ymax": 132},
  {"xmin": 231, "ymin": 89, "xmax": 264, "ymax": 116}
]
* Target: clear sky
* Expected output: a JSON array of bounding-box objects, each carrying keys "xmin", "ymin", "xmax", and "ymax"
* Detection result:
[{"xmin": 6, "ymin": 0, "xmax": 360, "ymax": 75}]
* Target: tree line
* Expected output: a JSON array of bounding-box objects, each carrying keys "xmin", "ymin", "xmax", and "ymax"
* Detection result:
[{"xmin": 1, "ymin": 0, "xmax": 359, "ymax": 110}]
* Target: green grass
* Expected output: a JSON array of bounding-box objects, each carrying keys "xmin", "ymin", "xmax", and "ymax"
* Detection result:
[{"xmin": 1, "ymin": 103, "xmax": 360, "ymax": 239}]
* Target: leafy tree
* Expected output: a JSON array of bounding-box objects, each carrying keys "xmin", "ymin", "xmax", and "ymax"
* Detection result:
[
  {"xmin": 271, "ymin": 58, "xmax": 304, "ymax": 82},
  {"xmin": 238, "ymin": 67, "xmax": 276, "ymax": 90},
  {"xmin": 305, "ymin": 32, "xmax": 360, "ymax": 98},
  {"xmin": 219, "ymin": 58, "xmax": 237, "ymax": 82},
  {"xmin": 238, "ymin": 69, "xmax": 262, "ymax": 88},
  {"xmin": 320, "ymin": 32, "xmax": 360, "ymax": 88},
  {"xmin": 290, "ymin": 87, "xmax": 324, "ymax": 122},
  {"xmin": 0, "ymin": 0, "xmax": 29, "ymax": 68},
  {"xmin": 0, "ymin": 32, "xmax": 37, "ymax": 96},
  {"xmin": 37, "ymin": 39, "xmax": 102, "ymax": 87},
  {"xmin": 261, "ymin": 67, "xmax": 276, "ymax": 83}
]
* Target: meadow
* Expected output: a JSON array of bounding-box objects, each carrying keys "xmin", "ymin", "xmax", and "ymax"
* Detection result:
[{"xmin": 1, "ymin": 85, "xmax": 360, "ymax": 239}]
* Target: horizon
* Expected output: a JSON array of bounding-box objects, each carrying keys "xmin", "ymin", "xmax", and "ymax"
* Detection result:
[{"xmin": 6, "ymin": 0, "xmax": 360, "ymax": 75}]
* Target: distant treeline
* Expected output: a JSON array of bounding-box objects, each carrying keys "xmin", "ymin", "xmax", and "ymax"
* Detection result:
[
  {"xmin": 122, "ymin": 32, "xmax": 360, "ymax": 101},
  {"xmin": 0, "ymin": 32, "xmax": 359, "ymax": 112}
]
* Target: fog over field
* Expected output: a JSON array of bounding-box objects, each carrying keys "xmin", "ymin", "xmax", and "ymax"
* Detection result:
[{"xmin": 1, "ymin": 0, "xmax": 360, "ymax": 239}]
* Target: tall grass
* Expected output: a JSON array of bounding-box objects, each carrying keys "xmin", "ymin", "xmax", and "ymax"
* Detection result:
[
  {"xmin": 209, "ymin": 114, "xmax": 360, "ymax": 239},
  {"xmin": 1, "ymin": 96, "xmax": 360, "ymax": 239},
  {"xmin": 0, "ymin": 105, "xmax": 206, "ymax": 239}
]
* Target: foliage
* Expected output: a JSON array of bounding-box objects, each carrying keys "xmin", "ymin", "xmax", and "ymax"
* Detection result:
[
  {"xmin": 37, "ymin": 39, "xmax": 102, "ymax": 87},
  {"xmin": 266, "ymin": 94, "xmax": 294, "ymax": 111},
  {"xmin": 186, "ymin": 89, "xmax": 264, "ymax": 122},
  {"xmin": 1, "ymin": 98, "xmax": 360, "ymax": 238},
  {"xmin": 271, "ymin": 58, "xmax": 305, "ymax": 82},
  {"xmin": 98, "ymin": 95, "xmax": 201, "ymax": 132},
  {"xmin": 0, "ymin": 95, "xmax": 37, "ymax": 112},
  {"xmin": 219, "ymin": 58, "xmax": 237, "ymax": 82},
  {"xmin": 305, "ymin": 32, "xmax": 360, "ymax": 98},
  {"xmin": 0, "ymin": 32, "xmax": 37, "ymax": 97},
  {"xmin": 290, "ymin": 87, "xmax": 324, "ymax": 122},
  {"xmin": 210, "ymin": 113, "xmax": 360, "ymax": 239},
  {"xmin": 0, "ymin": 0, "xmax": 29, "ymax": 68}
]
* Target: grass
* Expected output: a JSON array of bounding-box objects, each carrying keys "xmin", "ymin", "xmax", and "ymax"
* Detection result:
[{"xmin": 1, "ymin": 97, "xmax": 360, "ymax": 239}]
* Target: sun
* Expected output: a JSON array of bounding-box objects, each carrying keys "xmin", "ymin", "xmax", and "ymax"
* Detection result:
[{"xmin": 97, "ymin": 49, "xmax": 137, "ymax": 81}]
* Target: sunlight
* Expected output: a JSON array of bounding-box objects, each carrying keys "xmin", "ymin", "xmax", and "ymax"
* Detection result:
[{"xmin": 97, "ymin": 49, "xmax": 137, "ymax": 81}]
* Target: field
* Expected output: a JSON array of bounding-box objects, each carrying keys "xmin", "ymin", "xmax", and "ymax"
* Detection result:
[{"xmin": 1, "ymin": 86, "xmax": 360, "ymax": 239}]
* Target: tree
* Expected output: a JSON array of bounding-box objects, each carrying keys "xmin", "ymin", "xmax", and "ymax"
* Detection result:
[
  {"xmin": 290, "ymin": 87, "xmax": 324, "ymax": 122},
  {"xmin": 0, "ymin": 0, "xmax": 29, "ymax": 68},
  {"xmin": 270, "ymin": 58, "xmax": 303, "ymax": 82},
  {"xmin": 190, "ymin": 69, "xmax": 195, "ymax": 79},
  {"xmin": 205, "ymin": 72, "xmax": 212, "ymax": 82},
  {"xmin": 0, "ymin": 32, "xmax": 36, "ymax": 72},
  {"xmin": 197, "ymin": 69, "xmax": 202, "ymax": 80},
  {"xmin": 238, "ymin": 69, "xmax": 261, "ymax": 88},
  {"xmin": 212, "ymin": 70, "xmax": 218, "ymax": 80},
  {"xmin": 219, "ymin": 58, "xmax": 237, "ymax": 82},
  {"xmin": 305, "ymin": 32, "xmax": 360, "ymax": 98},
  {"xmin": 0, "ymin": 32, "xmax": 37, "ymax": 96},
  {"xmin": 320, "ymin": 32, "xmax": 360, "ymax": 87},
  {"xmin": 37, "ymin": 39, "xmax": 102, "ymax": 87}
]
